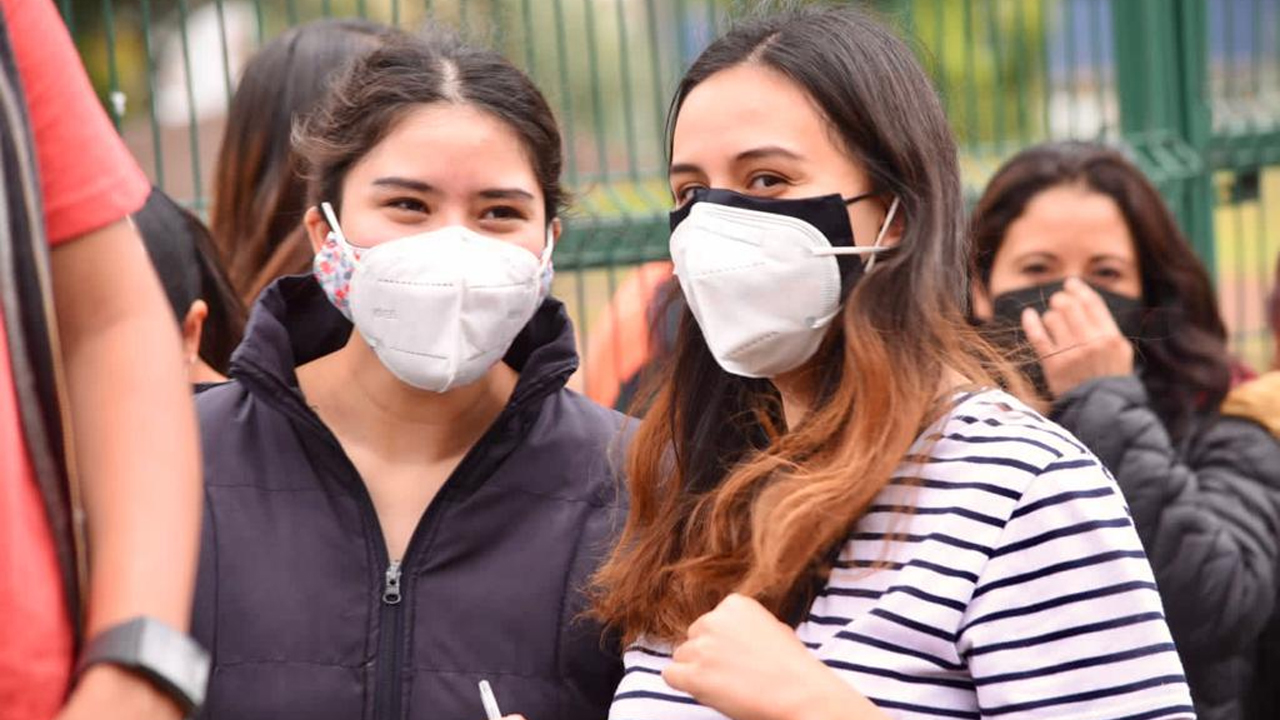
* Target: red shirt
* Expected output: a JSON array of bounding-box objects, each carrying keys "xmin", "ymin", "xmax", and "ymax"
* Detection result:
[{"xmin": 0, "ymin": 1, "xmax": 150, "ymax": 718}]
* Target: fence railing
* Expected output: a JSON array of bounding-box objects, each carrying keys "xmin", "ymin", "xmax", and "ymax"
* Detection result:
[{"xmin": 64, "ymin": 0, "xmax": 1280, "ymax": 388}]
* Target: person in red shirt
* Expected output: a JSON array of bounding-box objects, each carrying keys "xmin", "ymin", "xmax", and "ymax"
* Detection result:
[{"xmin": 0, "ymin": 1, "xmax": 203, "ymax": 719}]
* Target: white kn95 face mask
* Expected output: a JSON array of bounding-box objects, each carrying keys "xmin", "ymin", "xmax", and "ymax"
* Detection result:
[
  {"xmin": 314, "ymin": 202, "xmax": 554, "ymax": 392},
  {"xmin": 668, "ymin": 188, "xmax": 898, "ymax": 378}
]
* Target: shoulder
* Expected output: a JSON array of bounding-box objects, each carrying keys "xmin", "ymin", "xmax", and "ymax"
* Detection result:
[
  {"xmin": 195, "ymin": 378, "xmax": 252, "ymax": 420},
  {"xmin": 1190, "ymin": 410, "xmax": 1280, "ymax": 487},
  {"xmin": 194, "ymin": 379, "xmax": 305, "ymax": 487},
  {"xmin": 538, "ymin": 387, "xmax": 637, "ymax": 447},
  {"xmin": 924, "ymin": 389, "xmax": 1095, "ymax": 475},
  {"xmin": 1222, "ymin": 371, "xmax": 1280, "ymax": 440},
  {"xmin": 502, "ymin": 388, "xmax": 633, "ymax": 507},
  {"xmin": 906, "ymin": 389, "xmax": 1115, "ymax": 521}
]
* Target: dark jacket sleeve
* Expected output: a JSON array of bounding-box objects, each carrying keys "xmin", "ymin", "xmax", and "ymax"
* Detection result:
[{"xmin": 1051, "ymin": 374, "xmax": 1280, "ymax": 657}]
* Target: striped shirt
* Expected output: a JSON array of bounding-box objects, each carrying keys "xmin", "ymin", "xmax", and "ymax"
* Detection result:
[{"xmin": 610, "ymin": 390, "xmax": 1194, "ymax": 720}]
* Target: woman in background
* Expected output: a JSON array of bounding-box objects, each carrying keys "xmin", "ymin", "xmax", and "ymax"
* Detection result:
[
  {"xmin": 209, "ymin": 17, "xmax": 395, "ymax": 306},
  {"xmin": 969, "ymin": 141, "xmax": 1280, "ymax": 720}
]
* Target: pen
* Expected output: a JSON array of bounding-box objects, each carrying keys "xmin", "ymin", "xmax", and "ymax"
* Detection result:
[{"xmin": 479, "ymin": 679, "xmax": 502, "ymax": 720}]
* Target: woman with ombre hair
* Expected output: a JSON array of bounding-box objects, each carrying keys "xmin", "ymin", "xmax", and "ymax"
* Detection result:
[{"xmin": 590, "ymin": 6, "xmax": 1194, "ymax": 720}]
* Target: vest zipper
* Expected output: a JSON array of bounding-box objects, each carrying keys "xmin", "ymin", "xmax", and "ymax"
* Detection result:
[
  {"xmin": 376, "ymin": 559, "xmax": 405, "ymax": 720},
  {"xmin": 272, "ymin": 394, "xmax": 533, "ymax": 719},
  {"xmin": 383, "ymin": 560, "xmax": 403, "ymax": 605}
]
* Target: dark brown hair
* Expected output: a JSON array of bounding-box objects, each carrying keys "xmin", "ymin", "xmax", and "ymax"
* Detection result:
[
  {"xmin": 209, "ymin": 18, "xmax": 398, "ymax": 306},
  {"xmin": 970, "ymin": 141, "xmax": 1232, "ymax": 439},
  {"xmin": 591, "ymin": 5, "xmax": 1023, "ymax": 645},
  {"xmin": 293, "ymin": 28, "xmax": 565, "ymax": 226}
]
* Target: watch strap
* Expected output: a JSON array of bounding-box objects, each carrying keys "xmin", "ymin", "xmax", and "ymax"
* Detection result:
[{"xmin": 76, "ymin": 616, "xmax": 210, "ymax": 713}]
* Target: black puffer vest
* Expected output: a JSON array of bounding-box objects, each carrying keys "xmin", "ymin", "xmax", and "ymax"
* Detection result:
[{"xmin": 192, "ymin": 275, "xmax": 629, "ymax": 719}]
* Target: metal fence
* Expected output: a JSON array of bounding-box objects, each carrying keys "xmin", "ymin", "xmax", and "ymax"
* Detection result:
[{"xmin": 63, "ymin": 0, "xmax": 1280, "ymax": 390}]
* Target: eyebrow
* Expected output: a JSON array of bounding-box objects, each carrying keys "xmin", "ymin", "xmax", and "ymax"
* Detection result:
[
  {"xmin": 372, "ymin": 177, "xmax": 437, "ymax": 193},
  {"xmin": 372, "ymin": 177, "xmax": 535, "ymax": 202},
  {"xmin": 477, "ymin": 188, "xmax": 536, "ymax": 201},
  {"xmin": 669, "ymin": 145, "xmax": 806, "ymax": 176},
  {"xmin": 1090, "ymin": 255, "xmax": 1136, "ymax": 266}
]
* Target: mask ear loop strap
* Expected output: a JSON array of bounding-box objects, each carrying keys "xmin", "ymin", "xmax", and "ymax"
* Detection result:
[
  {"xmin": 320, "ymin": 202, "xmax": 348, "ymax": 246},
  {"xmin": 810, "ymin": 196, "xmax": 902, "ymax": 263},
  {"xmin": 865, "ymin": 196, "xmax": 900, "ymax": 273},
  {"xmin": 540, "ymin": 223, "xmax": 556, "ymax": 269}
]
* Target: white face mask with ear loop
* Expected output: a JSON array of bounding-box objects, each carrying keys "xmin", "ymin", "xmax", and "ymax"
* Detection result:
[
  {"xmin": 670, "ymin": 194, "xmax": 900, "ymax": 379},
  {"xmin": 313, "ymin": 202, "xmax": 556, "ymax": 393}
]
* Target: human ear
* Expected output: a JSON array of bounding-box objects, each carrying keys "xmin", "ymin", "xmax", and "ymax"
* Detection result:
[
  {"xmin": 549, "ymin": 217, "xmax": 562, "ymax": 250},
  {"xmin": 303, "ymin": 206, "xmax": 331, "ymax": 255},
  {"xmin": 181, "ymin": 299, "xmax": 208, "ymax": 365},
  {"xmin": 877, "ymin": 197, "xmax": 905, "ymax": 248}
]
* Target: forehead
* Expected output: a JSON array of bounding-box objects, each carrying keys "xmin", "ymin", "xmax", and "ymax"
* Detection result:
[
  {"xmin": 1001, "ymin": 184, "xmax": 1136, "ymax": 260},
  {"xmin": 347, "ymin": 103, "xmax": 540, "ymax": 192},
  {"xmin": 671, "ymin": 63, "xmax": 839, "ymax": 165}
]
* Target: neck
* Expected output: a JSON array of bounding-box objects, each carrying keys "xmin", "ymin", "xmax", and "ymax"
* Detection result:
[
  {"xmin": 771, "ymin": 365, "xmax": 818, "ymax": 429},
  {"xmin": 771, "ymin": 361, "xmax": 975, "ymax": 430},
  {"xmin": 190, "ymin": 359, "xmax": 227, "ymax": 385},
  {"xmin": 299, "ymin": 332, "xmax": 518, "ymax": 462}
]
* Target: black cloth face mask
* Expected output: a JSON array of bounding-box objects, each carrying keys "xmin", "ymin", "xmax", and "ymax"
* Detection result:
[
  {"xmin": 669, "ymin": 187, "xmax": 884, "ymax": 298},
  {"xmin": 991, "ymin": 279, "xmax": 1147, "ymax": 341},
  {"xmin": 984, "ymin": 279, "xmax": 1149, "ymax": 397}
]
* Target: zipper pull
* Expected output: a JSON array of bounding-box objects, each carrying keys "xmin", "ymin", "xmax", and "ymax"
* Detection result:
[{"xmin": 383, "ymin": 560, "xmax": 402, "ymax": 605}]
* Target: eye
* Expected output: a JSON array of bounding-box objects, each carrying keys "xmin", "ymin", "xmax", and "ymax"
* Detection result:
[
  {"xmin": 1021, "ymin": 262, "xmax": 1050, "ymax": 276},
  {"xmin": 386, "ymin": 197, "xmax": 427, "ymax": 214},
  {"xmin": 481, "ymin": 205, "xmax": 528, "ymax": 222},
  {"xmin": 747, "ymin": 173, "xmax": 788, "ymax": 192},
  {"xmin": 1091, "ymin": 266, "xmax": 1123, "ymax": 282},
  {"xmin": 673, "ymin": 184, "xmax": 705, "ymax": 206},
  {"xmin": 482, "ymin": 206, "xmax": 521, "ymax": 221}
]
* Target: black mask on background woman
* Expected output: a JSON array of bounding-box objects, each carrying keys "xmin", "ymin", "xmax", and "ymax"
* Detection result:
[{"xmin": 982, "ymin": 279, "xmax": 1152, "ymax": 396}]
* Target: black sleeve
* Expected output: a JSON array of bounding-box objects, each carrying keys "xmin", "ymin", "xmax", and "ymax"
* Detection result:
[{"xmin": 1051, "ymin": 375, "xmax": 1280, "ymax": 658}]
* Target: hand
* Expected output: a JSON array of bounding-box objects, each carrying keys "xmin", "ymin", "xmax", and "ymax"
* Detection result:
[
  {"xmin": 1022, "ymin": 277, "xmax": 1135, "ymax": 398},
  {"xmin": 56, "ymin": 664, "xmax": 184, "ymax": 720},
  {"xmin": 662, "ymin": 594, "xmax": 887, "ymax": 720}
]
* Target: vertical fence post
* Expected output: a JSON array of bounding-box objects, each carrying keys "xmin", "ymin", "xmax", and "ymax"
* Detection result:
[{"xmin": 1112, "ymin": 0, "xmax": 1216, "ymax": 276}]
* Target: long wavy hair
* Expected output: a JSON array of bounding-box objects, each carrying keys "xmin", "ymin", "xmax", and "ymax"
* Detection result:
[
  {"xmin": 970, "ymin": 141, "xmax": 1233, "ymax": 441},
  {"xmin": 590, "ymin": 5, "xmax": 1023, "ymax": 645}
]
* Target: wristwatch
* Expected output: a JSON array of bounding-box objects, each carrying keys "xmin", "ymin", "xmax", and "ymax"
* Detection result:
[{"xmin": 75, "ymin": 616, "xmax": 211, "ymax": 714}]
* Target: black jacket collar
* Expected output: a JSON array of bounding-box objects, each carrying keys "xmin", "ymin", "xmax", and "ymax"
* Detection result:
[{"xmin": 229, "ymin": 274, "xmax": 580, "ymax": 409}]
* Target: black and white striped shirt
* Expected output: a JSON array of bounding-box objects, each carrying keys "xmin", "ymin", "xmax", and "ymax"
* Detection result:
[{"xmin": 610, "ymin": 390, "xmax": 1194, "ymax": 719}]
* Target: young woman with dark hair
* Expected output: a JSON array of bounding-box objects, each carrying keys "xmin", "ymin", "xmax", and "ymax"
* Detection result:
[
  {"xmin": 970, "ymin": 141, "xmax": 1280, "ymax": 720},
  {"xmin": 191, "ymin": 30, "xmax": 626, "ymax": 719},
  {"xmin": 209, "ymin": 18, "xmax": 397, "ymax": 306},
  {"xmin": 590, "ymin": 7, "xmax": 1193, "ymax": 720}
]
